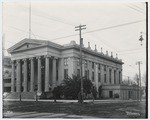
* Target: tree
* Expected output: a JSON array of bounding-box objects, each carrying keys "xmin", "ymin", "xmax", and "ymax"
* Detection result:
[
  {"xmin": 62, "ymin": 75, "xmax": 93, "ymax": 99},
  {"xmin": 52, "ymin": 86, "xmax": 64, "ymax": 100},
  {"xmin": 91, "ymin": 86, "xmax": 97, "ymax": 100},
  {"xmin": 142, "ymin": 72, "xmax": 146, "ymax": 86}
]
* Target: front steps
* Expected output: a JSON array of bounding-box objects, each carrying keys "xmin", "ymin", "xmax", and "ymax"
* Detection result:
[{"xmin": 4, "ymin": 92, "xmax": 36, "ymax": 100}]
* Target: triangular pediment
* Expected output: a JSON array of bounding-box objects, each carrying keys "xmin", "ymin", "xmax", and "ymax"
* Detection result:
[
  {"xmin": 7, "ymin": 38, "xmax": 47, "ymax": 53},
  {"xmin": 14, "ymin": 42, "xmax": 42, "ymax": 51}
]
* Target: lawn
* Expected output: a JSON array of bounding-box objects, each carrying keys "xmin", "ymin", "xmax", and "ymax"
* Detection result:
[{"xmin": 3, "ymin": 100, "xmax": 146, "ymax": 118}]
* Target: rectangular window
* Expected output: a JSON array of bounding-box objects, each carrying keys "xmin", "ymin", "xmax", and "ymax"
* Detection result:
[
  {"xmin": 104, "ymin": 65, "xmax": 106, "ymax": 71},
  {"xmin": 92, "ymin": 72, "xmax": 94, "ymax": 82},
  {"xmin": 64, "ymin": 69, "xmax": 68, "ymax": 79},
  {"xmin": 92, "ymin": 62, "xmax": 94, "ymax": 69},
  {"xmin": 114, "ymin": 70, "xmax": 116, "ymax": 84},
  {"xmin": 85, "ymin": 60, "xmax": 87, "ymax": 68},
  {"xmin": 104, "ymin": 74, "xmax": 106, "ymax": 83},
  {"xmin": 98, "ymin": 64, "xmax": 101, "ymax": 70},
  {"xmin": 98, "ymin": 73, "xmax": 101, "ymax": 82},
  {"xmin": 77, "ymin": 58, "xmax": 80, "ymax": 66},
  {"xmin": 109, "ymin": 69, "xmax": 111, "ymax": 84},
  {"xmin": 77, "ymin": 69, "xmax": 80, "ymax": 77},
  {"xmin": 64, "ymin": 58, "xmax": 68, "ymax": 66}
]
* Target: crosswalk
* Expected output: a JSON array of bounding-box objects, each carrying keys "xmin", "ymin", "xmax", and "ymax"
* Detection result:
[{"xmin": 4, "ymin": 112, "xmax": 94, "ymax": 118}]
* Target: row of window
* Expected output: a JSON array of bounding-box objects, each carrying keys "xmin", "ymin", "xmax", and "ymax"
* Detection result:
[
  {"xmin": 64, "ymin": 58, "xmax": 107, "ymax": 71},
  {"xmin": 64, "ymin": 68, "xmax": 121, "ymax": 84}
]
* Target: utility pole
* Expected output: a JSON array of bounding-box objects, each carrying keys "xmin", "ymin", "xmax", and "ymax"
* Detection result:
[
  {"xmin": 75, "ymin": 25, "xmax": 86, "ymax": 103},
  {"xmin": 136, "ymin": 61, "xmax": 142, "ymax": 101},
  {"xmin": 29, "ymin": 1, "xmax": 31, "ymax": 39}
]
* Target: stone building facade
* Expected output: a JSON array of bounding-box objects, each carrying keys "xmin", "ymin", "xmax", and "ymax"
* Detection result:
[{"xmin": 7, "ymin": 38, "xmax": 139, "ymax": 100}]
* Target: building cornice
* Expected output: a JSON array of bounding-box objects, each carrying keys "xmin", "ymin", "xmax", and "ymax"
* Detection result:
[
  {"xmin": 61, "ymin": 44, "xmax": 124, "ymax": 64},
  {"xmin": 7, "ymin": 38, "xmax": 124, "ymax": 64}
]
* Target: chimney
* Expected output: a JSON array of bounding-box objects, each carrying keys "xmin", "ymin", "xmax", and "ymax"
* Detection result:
[
  {"xmin": 94, "ymin": 45, "xmax": 97, "ymax": 52},
  {"xmin": 101, "ymin": 47, "xmax": 103, "ymax": 54},
  {"xmin": 111, "ymin": 52, "xmax": 113, "ymax": 58},
  {"xmin": 116, "ymin": 53, "xmax": 118, "ymax": 59},
  {"xmin": 88, "ymin": 42, "xmax": 91, "ymax": 49},
  {"xmin": 106, "ymin": 51, "xmax": 108, "ymax": 56},
  {"xmin": 70, "ymin": 40, "xmax": 76, "ymax": 45}
]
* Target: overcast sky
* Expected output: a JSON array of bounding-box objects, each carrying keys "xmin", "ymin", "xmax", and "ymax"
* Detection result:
[{"xmin": 2, "ymin": 1, "xmax": 147, "ymax": 84}]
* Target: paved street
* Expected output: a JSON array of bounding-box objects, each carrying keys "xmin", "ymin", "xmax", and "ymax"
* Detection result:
[
  {"xmin": 3, "ymin": 100, "xmax": 146, "ymax": 118},
  {"xmin": 4, "ymin": 111, "xmax": 95, "ymax": 118}
]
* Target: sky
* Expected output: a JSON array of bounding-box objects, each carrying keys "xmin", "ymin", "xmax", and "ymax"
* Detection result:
[{"xmin": 2, "ymin": 0, "xmax": 147, "ymax": 85}]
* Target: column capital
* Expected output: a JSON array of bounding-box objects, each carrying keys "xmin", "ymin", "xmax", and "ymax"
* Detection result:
[
  {"xmin": 22, "ymin": 58, "xmax": 27, "ymax": 62},
  {"xmin": 53, "ymin": 56, "xmax": 58, "ymax": 60},
  {"xmin": 16, "ymin": 59, "xmax": 21, "ymax": 64},
  {"xmin": 36, "ymin": 56, "xmax": 41, "ymax": 59},
  {"xmin": 10, "ymin": 60, "xmax": 15, "ymax": 64},
  {"xmin": 29, "ymin": 57, "xmax": 34, "ymax": 61}
]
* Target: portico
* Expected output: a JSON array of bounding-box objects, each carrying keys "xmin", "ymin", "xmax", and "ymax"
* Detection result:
[{"xmin": 10, "ymin": 56, "xmax": 58, "ymax": 93}]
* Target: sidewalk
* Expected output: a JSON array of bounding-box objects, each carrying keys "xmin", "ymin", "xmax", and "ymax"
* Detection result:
[{"xmin": 3, "ymin": 98, "xmax": 145, "ymax": 103}]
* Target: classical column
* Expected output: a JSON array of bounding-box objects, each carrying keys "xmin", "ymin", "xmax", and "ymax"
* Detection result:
[
  {"xmin": 45, "ymin": 56, "xmax": 50, "ymax": 92},
  {"xmin": 111, "ymin": 68, "xmax": 114, "ymax": 84},
  {"xmin": 58, "ymin": 58, "xmax": 64, "ymax": 83},
  {"xmin": 89, "ymin": 61, "xmax": 92, "ymax": 80},
  {"xmin": 116, "ymin": 69, "xmax": 119, "ymax": 84},
  {"xmin": 100, "ymin": 64, "xmax": 104, "ymax": 84},
  {"xmin": 68, "ymin": 57, "xmax": 73, "ymax": 77},
  {"xmin": 16, "ymin": 60, "xmax": 21, "ymax": 92},
  {"xmin": 106, "ymin": 66, "xmax": 109, "ymax": 84},
  {"xmin": 30, "ymin": 58, "xmax": 34, "ymax": 92},
  {"xmin": 11, "ymin": 60, "xmax": 15, "ymax": 92},
  {"xmin": 120, "ymin": 70, "xmax": 122, "ymax": 84},
  {"xmin": 52, "ymin": 58, "xmax": 56, "ymax": 88},
  {"xmin": 95, "ymin": 63, "xmax": 99, "ymax": 93},
  {"xmin": 37, "ymin": 57, "xmax": 42, "ymax": 92},
  {"xmin": 23, "ymin": 59, "xmax": 28, "ymax": 92}
]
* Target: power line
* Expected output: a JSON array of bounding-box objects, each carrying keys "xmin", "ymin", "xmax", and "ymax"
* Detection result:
[
  {"xmin": 130, "ymin": 3, "xmax": 145, "ymax": 11},
  {"xmin": 16, "ymin": 3, "xmax": 75, "ymax": 27},
  {"xmin": 83, "ymin": 19, "xmax": 145, "ymax": 34},
  {"xmin": 127, "ymin": 5, "xmax": 145, "ymax": 14},
  {"xmin": 33, "ymin": 12, "xmax": 75, "ymax": 26},
  {"xmin": 117, "ymin": 47, "xmax": 146, "ymax": 53},
  {"xmin": 7, "ymin": 19, "xmax": 145, "ymax": 45},
  {"xmin": 118, "ymin": 49, "xmax": 145, "ymax": 55},
  {"xmin": 8, "ymin": 26, "xmax": 49, "ymax": 40},
  {"xmin": 123, "ymin": 75, "xmax": 134, "ymax": 79}
]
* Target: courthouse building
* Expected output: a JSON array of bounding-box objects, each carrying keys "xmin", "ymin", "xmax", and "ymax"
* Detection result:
[{"xmin": 7, "ymin": 38, "xmax": 139, "ymax": 100}]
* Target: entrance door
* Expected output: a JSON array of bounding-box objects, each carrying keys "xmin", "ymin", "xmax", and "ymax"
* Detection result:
[
  {"xmin": 109, "ymin": 91, "xmax": 113, "ymax": 98},
  {"xmin": 128, "ymin": 91, "xmax": 131, "ymax": 99}
]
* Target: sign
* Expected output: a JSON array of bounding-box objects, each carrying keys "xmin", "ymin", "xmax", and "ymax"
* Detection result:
[{"xmin": 37, "ymin": 92, "xmax": 42, "ymax": 96}]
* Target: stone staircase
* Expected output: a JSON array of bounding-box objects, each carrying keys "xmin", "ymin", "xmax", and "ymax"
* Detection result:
[
  {"xmin": 5, "ymin": 92, "xmax": 20, "ymax": 99},
  {"xmin": 21, "ymin": 92, "xmax": 36, "ymax": 99},
  {"xmin": 4, "ymin": 92, "xmax": 36, "ymax": 100}
]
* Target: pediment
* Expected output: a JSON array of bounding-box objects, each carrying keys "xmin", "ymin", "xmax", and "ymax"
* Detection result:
[
  {"xmin": 14, "ymin": 42, "xmax": 42, "ymax": 51},
  {"xmin": 7, "ymin": 38, "xmax": 46, "ymax": 53}
]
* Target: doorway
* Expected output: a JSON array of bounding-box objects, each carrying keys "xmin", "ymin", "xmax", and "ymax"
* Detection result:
[{"xmin": 109, "ymin": 91, "xmax": 113, "ymax": 98}]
